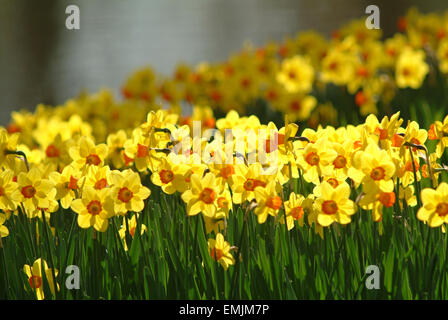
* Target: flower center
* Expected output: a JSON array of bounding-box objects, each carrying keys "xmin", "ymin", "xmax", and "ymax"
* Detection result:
[
  {"xmin": 264, "ymin": 139, "xmax": 278, "ymax": 153},
  {"xmin": 379, "ymin": 192, "xmax": 396, "ymax": 208},
  {"xmin": 266, "ymin": 89, "xmax": 278, "ymax": 101},
  {"xmin": 199, "ymin": 188, "xmax": 216, "ymax": 204},
  {"xmin": 217, "ymin": 197, "xmax": 228, "ymax": 209},
  {"xmin": 356, "ymin": 66, "xmax": 368, "ymax": 78},
  {"xmin": 160, "ymin": 169, "xmax": 174, "ymax": 184},
  {"xmin": 370, "ymin": 167, "xmax": 386, "ymax": 181},
  {"xmin": 436, "ymin": 203, "xmax": 448, "ymax": 217},
  {"xmin": 240, "ymin": 77, "xmax": 251, "ymax": 89},
  {"xmin": 67, "ymin": 176, "xmax": 79, "ymax": 190},
  {"xmin": 355, "ymin": 91, "xmax": 367, "ymax": 106},
  {"xmin": 86, "ymin": 154, "xmax": 101, "ymax": 166},
  {"xmin": 7, "ymin": 123, "xmax": 21, "ymax": 133},
  {"xmin": 129, "ymin": 227, "xmax": 136, "ymax": 238},
  {"xmin": 28, "ymin": 275, "xmax": 42, "ymax": 289},
  {"xmin": 118, "ymin": 187, "xmax": 133, "ymax": 203},
  {"xmin": 405, "ymin": 160, "xmax": 420, "ymax": 172},
  {"xmin": 266, "ymin": 196, "xmax": 282, "ymax": 210},
  {"xmin": 137, "ymin": 144, "xmax": 149, "ymax": 158},
  {"xmin": 123, "ymin": 152, "xmax": 134, "ymax": 166},
  {"xmin": 21, "ymin": 185, "xmax": 36, "ymax": 199},
  {"xmin": 243, "ymin": 179, "xmax": 266, "ymax": 191},
  {"xmin": 276, "ymin": 133, "xmax": 285, "ymax": 145},
  {"xmin": 353, "ymin": 140, "xmax": 362, "ymax": 149},
  {"xmin": 322, "ymin": 200, "xmax": 338, "ymax": 215},
  {"xmin": 402, "ymin": 67, "xmax": 411, "ymax": 76},
  {"xmin": 290, "ymin": 101, "xmax": 301, "ymax": 111},
  {"xmin": 46, "ymin": 144, "xmax": 60, "ymax": 158},
  {"xmin": 333, "ymin": 155, "xmax": 347, "ymax": 169},
  {"xmin": 87, "ymin": 200, "xmax": 102, "ymax": 216},
  {"xmin": 211, "ymin": 248, "xmax": 223, "ymax": 261},
  {"xmin": 327, "ymin": 178, "xmax": 339, "ymax": 188},
  {"xmin": 94, "ymin": 178, "xmax": 108, "ymax": 190},
  {"xmin": 291, "ymin": 206, "xmax": 304, "ymax": 220},
  {"xmin": 305, "ymin": 152, "xmax": 320, "ymax": 166},
  {"xmin": 375, "ymin": 127, "xmax": 388, "ymax": 140},
  {"xmin": 220, "ymin": 165, "xmax": 235, "ymax": 180},
  {"xmin": 204, "ymin": 118, "xmax": 216, "ymax": 129}
]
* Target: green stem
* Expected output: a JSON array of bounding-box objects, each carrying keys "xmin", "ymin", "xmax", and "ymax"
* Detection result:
[
  {"xmin": 230, "ymin": 206, "xmax": 250, "ymax": 299},
  {"xmin": 41, "ymin": 210, "xmax": 59, "ymax": 299},
  {"xmin": 0, "ymin": 236, "xmax": 10, "ymax": 299}
]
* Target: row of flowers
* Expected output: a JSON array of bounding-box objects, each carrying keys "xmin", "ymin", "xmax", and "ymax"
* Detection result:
[
  {"xmin": 3, "ymin": 7, "xmax": 448, "ymax": 299},
  {"xmin": 1, "ymin": 107, "xmax": 448, "ymax": 284}
]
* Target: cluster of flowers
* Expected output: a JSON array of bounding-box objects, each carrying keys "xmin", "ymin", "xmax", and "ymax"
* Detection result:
[
  {"xmin": 3, "ymin": 8, "xmax": 448, "ymax": 296},
  {"xmin": 118, "ymin": 8, "xmax": 448, "ymax": 124},
  {"xmin": 2, "ymin": 104, "xmax": 448, "ymax": 275}
]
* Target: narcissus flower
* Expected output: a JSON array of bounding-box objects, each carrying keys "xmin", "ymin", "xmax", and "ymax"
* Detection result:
[
  {"xmin": 254, "ymin": 181, "xmax": 283, "ymax": 224},
  {"xmin": 349, "ymin": 142, "xmax": 396, "ymax": 193},
  {"xmin": 181, "ymin": 172, "xmax": 222, "ymax": 217},
  {"xmin": 313, "ymin": 181, "xmax": 356, "ymax": 227},
  {"xmin": 0, "ymin": 214, "xmax": 8, "ymax": 238},
  {"xmin": 0, "ymin": 169, "xmax": 18, "ymax": 211},
  {"xmin": 276, "ymin": 55, "xmax": 314, "ymax": 93},
  {"xmin": 283, "ymin": 192, "xmax": 313, "ymax": 230},
  {"xmin": 109, "ymin": 169, "xmax": 151, "ymax": 215},
  {"xmin": 69, "ymin": 136, "xmax": 108, "ymax": 169},
  {"xmin": 11, "ymin": 167, "xmax": 57, "ymax": 218},
  {"xmin": 23, "ymin": 258, "xmax": 59, "ymax": 300},
  {"xmin": 71, "ymin": 186, "xmax": 115, "ymax": 232},
  {"xmin": 208, "ymin": 233, "xmax": 235, "ymax": 271},
  {"xmin": 49, "ymin": 165, "xmax": 82, "ymax": 209},
  {"xmin": 106, "ymin": 130, "xmax": 129, "ymax": 169},
  {"xmin": 118, "ymin": 214, "xmax": 147, "ymax": 251},
  {"xmin": 0, "ymin": 128, "xmax": 19, "ymax": 167},
  {"xmin": 395, "ymin": 47, "xmax": 429, "ymax": 89},
  {"xmin": 296, "ymin": 138, "xmax": 338, "ymax": 185},
  {"xmin": 428, "ymin": 115, "xmax": 448, "ymax": 157},
  {"xmin": 417, "ymin": 183, "xmax": 448, "ymax": 227},
  {"xmin": 123, "ymin": 128, "xmax": 161, "ymax": 172},
  {"xmin": 150, "ymin": 157, "xmax": 189, "ymax": 194},
  {"xmin": 84, "ymin": 165, "xmax": 111, "ymax": 191},
  {"xmin": 231, "ymin": 163, "xmax": 270, "ymax": 205}
]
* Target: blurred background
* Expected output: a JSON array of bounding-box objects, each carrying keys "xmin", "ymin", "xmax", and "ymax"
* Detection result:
[{"xmin": 0, "ymin": 0, "xmax": 446, "ymax": 125}]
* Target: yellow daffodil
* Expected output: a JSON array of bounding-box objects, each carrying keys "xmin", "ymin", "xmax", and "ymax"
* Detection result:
[
  {"xmin": 253, "ymin": 181, "xmax": 283, "ymax": 224},
  {"xmin": 109, "ymin": 169, "xmax": 151, "ymax": 215},
  {"xmin": 0, "ymin": 169, "xmax": 18, "ymax": 211},
  {"xmin": 417, "ymin": 183, "xmax": 448, "ymax": 227},
  {"xmin": 118, "ymin": 214, "xmax": 147, "ymax": 251},
  {"xmin": 313, "ymin": 181, "xmax": 356, "ymax": 227},
  {"xmin": 181, "ymin": 172, "xmax": 222, "ymax": 217},
  {"xmin": 283, "ymin": 192, "xmax": 313, "ymax": 230},
  {"xmin": 277, "ymin": 55, "xmax": 314, "ymax": 93},
  {"xmin": 396, "ymin": 47, "xmax": 429, "ymax": 89},
  {"xmin": 296, "ymin": 138, "xmax": 338, "ymax": 185},
  {"xmin": 69, "ymin": 136, "xmax": 108, "ymax": 169},
  {"xmin": 23, "ymin": 258, "xmax": 59, "ymax": 300},
  {"xmin": 49, "ymin": 165, "xmax": 82, "ymax": 209},
  {"xmin": 70, "ymin": 186, "xmax": 114, "ymax": 232},
  {"xmin": 150, "ymin": 157, "xmax": 189, "ymax": 194},
  {"xmin": 208, "ymin": 233, "xmax": 235, "ymax": 270},
  {"xmin": 11, "ymin": 167, "xmax": 57, "ymax": 218}
]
